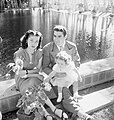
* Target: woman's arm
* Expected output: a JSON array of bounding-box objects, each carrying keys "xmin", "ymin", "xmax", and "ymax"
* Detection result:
[
  {"xmin": 22, "ymin": 73, "xmax": 44, "ymax": 81},
  {"xmin": 18, "ymin": 68, "xmax": 39, "ymax": 77},
  {"xmin": 19, "ymin": 57, "xmax": 42, "ymax": 77}
]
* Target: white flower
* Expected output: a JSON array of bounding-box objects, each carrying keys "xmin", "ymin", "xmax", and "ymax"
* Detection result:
[
  {"xmin": 25, "ymin": 90, "xmax": 32, "ymax": 96},
  {"xmin": 15, "ymin": 58, "xmax": 23, "ymax": 69},
  {"xmin": 44, "ymin": 82, "xmax": 51, "ymax": 91},
  {"xmin": 5, "ymin": 73, "xmax": 11, "ymax": 79}
]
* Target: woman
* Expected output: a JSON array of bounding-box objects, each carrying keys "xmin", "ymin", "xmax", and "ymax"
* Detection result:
[{"xmin": 14, "ymin": 30, "xmax": 68, "ymax": 120}]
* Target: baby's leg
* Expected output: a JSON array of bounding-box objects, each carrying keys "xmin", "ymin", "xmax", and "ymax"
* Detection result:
[
  {"xmin": 72, "ymin": 81, "xmax": 83, "ymax": 99},
  {"xmin": 57, "ymin": 87, "xmax": 63, "ymax": 102}
]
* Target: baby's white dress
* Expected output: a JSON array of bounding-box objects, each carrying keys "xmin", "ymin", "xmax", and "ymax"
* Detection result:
[{"xmin": 52, "ymin": 61, "xmax": 78, "ymax": 88}]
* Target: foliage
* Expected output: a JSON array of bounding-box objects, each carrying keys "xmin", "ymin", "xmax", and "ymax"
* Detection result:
[{"xmin": 77, "ymin": 31, "xmax": 100, "ymax": 62}]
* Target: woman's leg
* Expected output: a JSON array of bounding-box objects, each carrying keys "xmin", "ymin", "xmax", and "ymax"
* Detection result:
[{"xmin": 57, "ymin": 87, "xmax": 62, "ymax": 102}]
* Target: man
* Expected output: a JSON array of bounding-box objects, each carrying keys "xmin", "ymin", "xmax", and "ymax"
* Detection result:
[
  {"xmin": 42, "ymin": 25, "xmax": 81, "ymax": 97},
  {"xmin": 42, "ymin": 25, "xmax": 80, "ymax": 75},
  {"xmin": 42, "ymin": 25, "xmax": 93, "ymax": 120}
]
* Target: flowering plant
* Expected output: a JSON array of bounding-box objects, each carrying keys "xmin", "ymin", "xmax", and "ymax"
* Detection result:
[
  {"xmin": 1, "ymin": 57, "xmax": 23, "ymax": 80},
  {"xmin": 8, "ymin": 57, "xmax": 23, "ymax": 75},
  {"xmin": 16, "ymin": 82, "xmax": 51, "ymax": 120}
]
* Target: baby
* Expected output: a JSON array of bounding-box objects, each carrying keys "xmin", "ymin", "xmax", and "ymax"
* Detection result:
[{"xmin": 45, "ymin": 51, "xmax": 82, "ymax": 102}]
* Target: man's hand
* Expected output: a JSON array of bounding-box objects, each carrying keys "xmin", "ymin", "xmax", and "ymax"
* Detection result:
[{"xmin": 78, "ymin": 76, "xmax": 82, "ymax": 82}]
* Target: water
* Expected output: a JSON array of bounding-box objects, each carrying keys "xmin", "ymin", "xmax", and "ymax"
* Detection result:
[
  {"xmin": 0, "ymin": 8, "xmax": 58, "ymax": 75},
  {"xmin": 0, "ymin": 8, "xmax": 114, "ymax": 75}
]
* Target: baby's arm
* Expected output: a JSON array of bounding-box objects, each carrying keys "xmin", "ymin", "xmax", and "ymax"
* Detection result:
[{"xmin": 44, "ymin": 70, "xmax": 56, "ymax": 82}]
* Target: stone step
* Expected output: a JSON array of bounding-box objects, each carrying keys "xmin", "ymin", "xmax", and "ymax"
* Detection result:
[
  {"xmin": 79, "ymin": 85, "xmax": 114, "ymax": 114},
  {"xmin": 0, "ymin": 79, "xmax": 20, "ymax": 113}
]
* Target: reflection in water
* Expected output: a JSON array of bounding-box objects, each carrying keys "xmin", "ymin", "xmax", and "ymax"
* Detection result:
[{"xmin": 0, "ymin": 8, "xmax": 114, "ymax": 75}]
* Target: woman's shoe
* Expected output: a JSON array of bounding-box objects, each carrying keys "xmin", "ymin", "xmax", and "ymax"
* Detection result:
[{"xmin": 53, "ymin": 107, "xmax": 68, "ymax": 120}]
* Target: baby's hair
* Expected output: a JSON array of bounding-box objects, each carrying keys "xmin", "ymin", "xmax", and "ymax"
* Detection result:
[{"xmin": 56, "ymin": 51, "xmax": 71, "ymax": 65}]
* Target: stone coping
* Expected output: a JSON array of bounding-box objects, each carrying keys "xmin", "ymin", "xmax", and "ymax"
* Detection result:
[{"xmin": 79, "ymin": 57, "xmax": 114, "ymax": 76}]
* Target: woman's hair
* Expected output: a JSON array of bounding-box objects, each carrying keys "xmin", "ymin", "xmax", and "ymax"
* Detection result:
[
  {"xmin": 20, "ymin": 30, "xmax": 43, "ymax": 49},
  {"xmin": 53, "ymin": 25, "xmax": 67, "ymax": 37},
  {"xmin": 55, "ymin": 51, "xmax": 71, "ymax": 65}
]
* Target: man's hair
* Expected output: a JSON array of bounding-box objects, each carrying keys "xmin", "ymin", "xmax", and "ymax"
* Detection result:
[{"xmin": 53, "ymin": 25, "xmax": 67, "ymax": 37}]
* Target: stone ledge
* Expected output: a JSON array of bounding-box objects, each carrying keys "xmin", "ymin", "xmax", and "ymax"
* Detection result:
[
  {"xmin": 1, "ymin": 57, "xmax": 114, "ymax": 113},
  {"xmin": 78, "ymin": 57, "xmax": 114, "ymax": 90},
  {"xmin": 0, "ymin": 84, "xmax": 21, "ymax": 113}
]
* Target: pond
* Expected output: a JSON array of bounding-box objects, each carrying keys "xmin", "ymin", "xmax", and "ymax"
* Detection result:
[{"xmin": 0, "ymin": 8, "xmax": 114, "ymax": 75}]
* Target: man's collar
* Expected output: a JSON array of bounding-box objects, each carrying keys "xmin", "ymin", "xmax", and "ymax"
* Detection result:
[{"xmin": 56, "ymin": 41, "xmax": 66, "ymax": 51}]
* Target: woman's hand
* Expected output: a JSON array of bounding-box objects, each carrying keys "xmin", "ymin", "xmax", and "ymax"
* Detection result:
[{"xmin": 38, "ymin": 74, "xmax": 44, "ymax": 81}]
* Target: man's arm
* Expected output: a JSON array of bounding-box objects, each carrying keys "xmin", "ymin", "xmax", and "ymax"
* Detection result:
[
  {"xmin": 72, "ymin": 45, "xmax": 80, "ymax": 68},
  {"xmin": 73, "ymin": 68, "xmax": 82, "ymax": 82}
]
